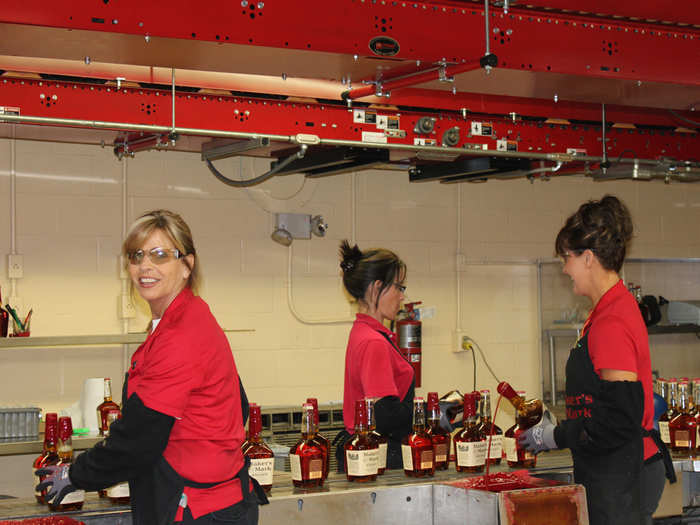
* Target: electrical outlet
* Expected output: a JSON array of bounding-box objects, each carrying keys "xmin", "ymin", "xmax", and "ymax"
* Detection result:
[
  {"xmin": 8, "ymin": 254, "xmax": 23, "ymax": 279},
  {"xmin": 118, "ymin": 295, "xmax": 136, "ymax": 319},
  {"xmin": 453, "ymin": 330, "xmax": 473, "ymax": 353}
]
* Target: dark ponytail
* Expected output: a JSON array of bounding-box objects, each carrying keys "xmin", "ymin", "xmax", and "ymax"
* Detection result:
[
  {"xmin": 339, "ymin": 240, "xmax": 406, "ymax": 307},
  {"xmin": 555, "ymin": 194, "xmax": 633, "ymax": 272}
]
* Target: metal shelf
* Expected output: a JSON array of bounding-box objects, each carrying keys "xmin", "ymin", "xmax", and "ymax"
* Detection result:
[{"xmin": 0, "ymin": 329, "xmax": 254, "ymax": 349}]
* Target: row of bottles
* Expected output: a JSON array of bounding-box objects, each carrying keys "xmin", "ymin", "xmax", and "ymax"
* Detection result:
[{"xmin": 656, "ymin": 377, "xmax": 699, "ymax": 454}]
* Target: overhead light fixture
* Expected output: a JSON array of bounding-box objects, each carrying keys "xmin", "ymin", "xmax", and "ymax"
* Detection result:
[
  {"xmin": 271, "ymin": 213, "xmax": 328, "ymax": 246},
  {"xmin": 270, "ymin": 227, "xmax": 293, "ymax": 246}
]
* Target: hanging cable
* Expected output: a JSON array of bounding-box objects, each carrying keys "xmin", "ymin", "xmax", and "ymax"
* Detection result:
[
  {"xmin": 472, "ymin": 338, "xmax": 501, "ymax": 384},
  {"xmin": 206, "ymin": 144, "xmax": 308, "ymax": 188},
  {"xmin": 668, "ymin": 108, "xmax": 700, "ymax": 128}
]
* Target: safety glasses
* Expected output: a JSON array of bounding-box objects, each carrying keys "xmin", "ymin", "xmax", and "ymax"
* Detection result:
[{"xmin": 128, "ymin": 247, "xmax": 183, "ymax": 265}]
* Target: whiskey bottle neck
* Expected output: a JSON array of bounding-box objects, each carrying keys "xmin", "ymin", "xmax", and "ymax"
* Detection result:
[{"xmin": 103, "ymin": 378, "xmax": 113, "ymax": 401}]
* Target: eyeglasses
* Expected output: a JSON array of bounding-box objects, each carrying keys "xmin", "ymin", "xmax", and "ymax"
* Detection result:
[
  {"xmin": 560, "ymin": 250, "xmax": 583, "ymax": 263},
  {"xmin": 128, "ymin": 247, "xmax": 184, "ymax": 265},
  {"xmin": 393, "ymin": 283, "xmax": 407, "ymax": 293}
]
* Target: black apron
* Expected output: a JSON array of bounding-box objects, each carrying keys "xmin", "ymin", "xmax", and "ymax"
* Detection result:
[
  {"xmin": 565, "ymin": 333, "xmax": 642, "ymax": 525},
  {"xmin": 123, "ymin": 372, "xmax": 268, "ymax": 525},
  {"xmin": 334, "ymin": 330, "xmax": 415, "ymax": 472}
]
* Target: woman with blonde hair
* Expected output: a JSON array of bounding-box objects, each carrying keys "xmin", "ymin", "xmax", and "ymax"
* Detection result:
[{"xmin": 39, "ymin": 210, "xmax": 265, "ymax": 525}]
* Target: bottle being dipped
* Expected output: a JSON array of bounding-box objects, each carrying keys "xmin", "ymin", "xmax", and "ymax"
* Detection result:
[
  {"xmin": 306, "ymin": 398, "xmax": 329, "ymax": 481},
  {"xmin": 49, "ymin": 417, "xmax": 85, "ymax": 512},
  {"xmin": 454, "ymin": 391, "xmax": 486, "ymax": 473},
  {"xmin": 344, "ymin": 399, "xmax": 378, "ymax": 482},
  {"xmin": 96, "ymin": 378, "xmax": 121, "ymax": 436},
  {"xmin": 498, "ymin": 382, "xmax": 542, "ymax": 469},
  {"xmin": 402, "ymin": 397, "xmax": 434, "ymax": 477},
  {"xmin": 289, "ymin": 403, "xmax": 325, "ymax": 488},
  {"xmin": 478, "ymin": 389, "xmax": 503, "ymax": 465},
  {"xmin": 426, "ymin": 392, "xmax": 450, "ymax": 470},
  {"xmin": 244, "ymin": 404, "xmax": 274, "ymax": 494},
  {"xmin": 670, "ymin": 381, "xmax": 698, "ymax": 454},
  {"xmin": 33, "ymin": 413, "xmax": 59, "ymax": 504},
  {"xmin": 366, "ymin": 399, "xmax": 387, "ymax": 475}
]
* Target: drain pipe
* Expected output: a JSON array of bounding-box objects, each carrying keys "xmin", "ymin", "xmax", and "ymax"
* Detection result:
[
  {"xmin": 8, "ymin": 125, "xmax": 20, "ymax": 310},
  {"xmin": 120, "ymin": 157, "xmax": 130, "ymax": 377}
]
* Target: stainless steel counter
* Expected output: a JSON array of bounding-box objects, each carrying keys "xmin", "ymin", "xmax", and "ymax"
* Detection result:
[{"xmin": 0, "ymin": 450, "xmax": 697, "ymax": 524}]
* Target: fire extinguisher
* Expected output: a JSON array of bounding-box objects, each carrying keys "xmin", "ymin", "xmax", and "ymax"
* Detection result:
[{"xmin": 396, "ymin": 301, "xmax": 422, "ymax": 388}]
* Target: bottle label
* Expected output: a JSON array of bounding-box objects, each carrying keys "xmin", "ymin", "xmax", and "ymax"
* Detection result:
[
  {"xmin": 456, "ymin": 441, "xmax": 487, "ymax": 467},
  {"xmin": 290, "ymin": 453, "xmax": 302, "ymax": 481},
  {"xmin": 659, "ymin": 421, "xmax": 671, "ymax": 444},
  {"xmin": 55, "ymin": 489, "xmax": 85, "ymax": 505},
  {"xmin": 673, "ymin": 430, "xmax": 690, "ymax": 448},
  {"xmin": 106, "ymin": 482, "xmax": 130, "ymax": 498},
  {"xmin": 249, "ymin": 457, "xmax": 274, "ymax": 486},
  {"xmin": 33, "ymin": 469, "xmax": 41, "ymax": 497},
  {"xmin": 486, "ymin": 435, "xmax": 503, "ymax": 459},
  {"xmin": 503, "ymin": 437, "xmax": 518, "ymax": 462},
  {"xmin": 434, "ymin": 443, "xmax": 448, "ymax": 463},
  {"xmin": 308, "ymin": 459, "xmax": 323, "ymax": 480},
  {"xmin": 420, "ymin": 449, "xmax": 434, "ymax": 470},
  {"xmin": 346, "ymin": 449, "xmax": 378, "ymax": 476},
  {"xmin": 401, "ymin": 445, "xmax": 413, "ymax": 470},
  {"xmin": 378, "ymin": 443, "xmax": 388, "ymax": 469}
]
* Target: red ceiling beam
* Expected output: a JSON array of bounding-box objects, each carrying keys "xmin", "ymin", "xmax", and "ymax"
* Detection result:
[
  {"xmin": 1, "ymin": 76, "xmax": 697, "ymax": 162},
  {"xmin": 1, "ymin": 1, "xmax": 698, "ymax": 86}
]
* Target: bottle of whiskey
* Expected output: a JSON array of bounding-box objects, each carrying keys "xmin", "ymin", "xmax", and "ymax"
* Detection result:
[
  {"xmin": 656, "ymin": 378, "xmax": 672, "ymax": 445},
  {"xmin": 344, "ymin": 399, "xmax": 379, "ymax": 482},
  {"xmin": 306, "ymin": 398, "xmax": 329, "ymax": 481},
  {"xmin": 96, "ymin": 378, "xmax": 121, "ymax": 436},
  {"xmin": 289, "ymin": 403, "xmax": 325, "ymax": 488},
  {"xmin": 426, "ymin": 392, "xmax": 450, "ymax": 470},
  {"xmin": 244, "ymin": 404, "xmax": 274, "ymax": 493},
  {"xmin": 33, "ymin": 413, "xmax": 58, "ymax": 504},
  {"xmin": 670, "ymin": 382, "xmax": 698, "ymax": 453},
  {"xmin": 402, "ymin": 397, "xmax": 435, "ymax": 477},
  {"xmin": 478, "ymin": 389, "xmax": 503, "ymax": 465},
  {"xmin": 498, "ymin": 383, "xmax": 542, "ymax": 468},
  {"xmin": 366, "ymin": 399, "xmax": 387, "ymax": 475},
  {"xmin": 454, "ymin": 391, "xmax": 486, "ymax": 473},
  {"xmin": 49, "ymin": 417, "xmax": 85, "ymax": 512}
]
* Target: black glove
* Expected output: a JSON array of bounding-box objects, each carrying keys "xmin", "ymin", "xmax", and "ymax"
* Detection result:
[{"xmin": 35, "ymin": 464, "xmax": 77, "ymax": 505}]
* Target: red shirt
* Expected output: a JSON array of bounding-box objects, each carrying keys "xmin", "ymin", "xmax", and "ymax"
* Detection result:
[
  {"xmin": 584, "ymin": 280, "xmax": 657, "ymax": 460},
  {"xmin": 127, "ymin": 288, "xmax": 246, "ymax": 520},
  {"xmin": 343, "ymin": 314, "xmax": 414, "ymax": 433}
]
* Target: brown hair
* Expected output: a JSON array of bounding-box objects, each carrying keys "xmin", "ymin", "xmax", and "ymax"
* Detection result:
[
  {"xmin": 555, "ymin": 195, "xmax": 633, "ymax": 273},
  {"xmin": 123, "ymin": 210, "xmax": 201, "ymax": 294},
  {"xmin": 339, "ymin": 240, "xmax": 406, "ymax": 307}
]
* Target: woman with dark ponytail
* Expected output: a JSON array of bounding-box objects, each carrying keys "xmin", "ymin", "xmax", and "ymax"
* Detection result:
[
  {"xmin": 519, "ymin": 195, "xmax": 672, "ymax": 525},
  {"xmin": 335, "ymin": 240, "xmax": 413, "ymax": 471}
]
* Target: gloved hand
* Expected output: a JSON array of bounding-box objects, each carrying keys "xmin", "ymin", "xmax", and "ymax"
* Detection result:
[
  {"xmin": 35, "ymin": 464, "xmax": 77, "ymax": 505},
  {"xmin": 517, "ymin": 410, "xmax": 558, "ymax": 454}
]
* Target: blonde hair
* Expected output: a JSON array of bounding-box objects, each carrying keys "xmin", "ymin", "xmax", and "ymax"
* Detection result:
[{"xmin": 122, "ymin": 210, "xmax": 201, "ymax": 294}]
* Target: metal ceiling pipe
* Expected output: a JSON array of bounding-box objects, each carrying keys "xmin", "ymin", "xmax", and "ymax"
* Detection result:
[
  {"xmin": 341, "ymin": 59, "xmax": 483, "ymax": 100},
  {"xmin": 2, "ymin": 113, "xmax": 695, "ymax": 173}
]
